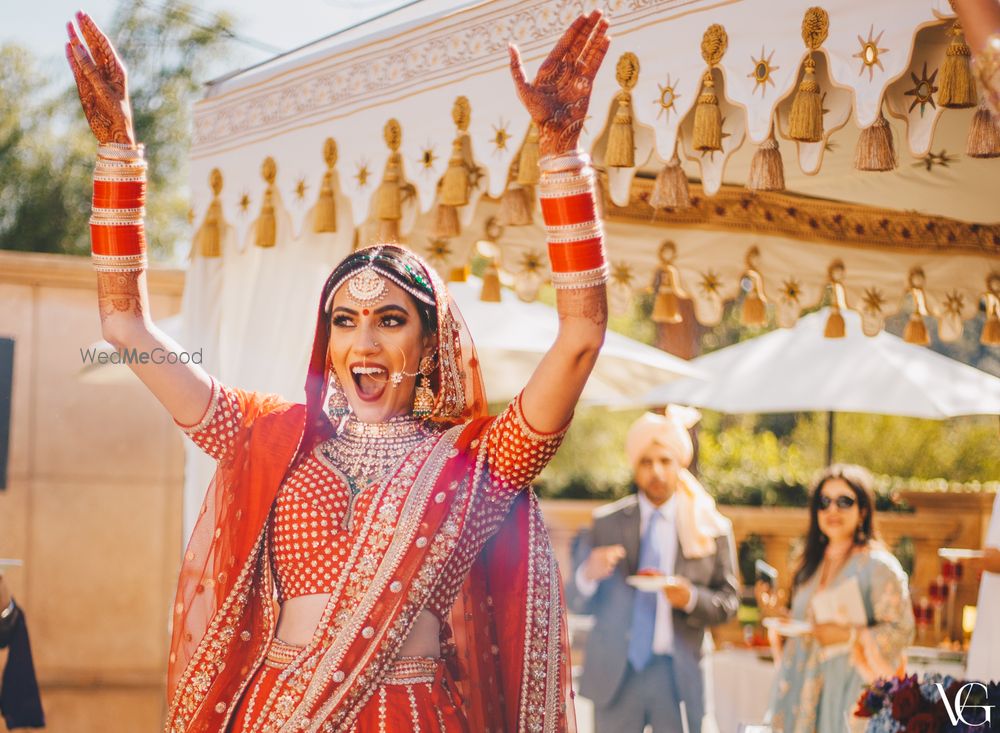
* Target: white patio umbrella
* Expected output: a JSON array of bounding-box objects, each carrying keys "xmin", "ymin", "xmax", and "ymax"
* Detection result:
[
  {"xmin": 643, "ymin": 308, "xmax": 1000, "ymax": 461},
  {"xmin": 80, "ymin": 280, "xmax": 700, "ymax": 406}
]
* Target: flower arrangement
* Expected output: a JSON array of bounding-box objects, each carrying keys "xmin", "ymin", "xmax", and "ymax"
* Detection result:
[{"xmin": 855, "ymin": 673, "xmax": 998, "ymax": 733}]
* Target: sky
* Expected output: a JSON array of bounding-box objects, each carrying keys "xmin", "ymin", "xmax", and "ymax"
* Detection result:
[{"xmin": 4, "ymin": 0, "xmax": 415, "ymax": 81}]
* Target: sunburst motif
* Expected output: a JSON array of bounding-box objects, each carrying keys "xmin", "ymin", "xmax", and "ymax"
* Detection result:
[
  {"xmin": 943, "ymin": 290, "xmax": 965, "ymax": 315},
  {"xmin": 492, "ymin": 120, "xmax": 511, "ymax": 151},
  {"xmin": 913, "ymin": 149, "xmax": 957, "ymax": 171},
  {"xmin": 655, "ymin": 75, "xmax": 681, "ymax": 122},
  {"xmin": 781, "ymin": 278, "xmax": 801, "ymax": 303},
  {"xmin": 612, "ymin": 261, "xmax": 634, "ymax": 287},
  {"xmin": 294, "ymin": 178, "xmax": 308, "ymax": 200},
  {"xmin": 904, "ymin": 61, "xmax": 939, "ymax": 117},
  {"xmin": 699, "ymin": 270, "xmax": 722, "ymax": 297},
  {"xmin": 426, "ymin": 238, "xmax": 453, "ymax": 264},
  {"xmin": 862, "ymin": 287, "xmax": 886, "ymax": 314},
  {"xmin": 420, "ymin": 146, "xmax": 438, "ymax": 170},
  {"xmin": 238, "ymin": 192, "xmax": 252, "ymax": 214},
  {"xmin": 748, "ymin": 47, "xmax": 779, "ymax": 96},
  {"xmin": 853, "ymin": 26, "xmax": 888, "ymax": 81},
  {"xmin": 519, "ymin": 250, "xmax": 544, "ymax": 274},
  {"xmin": 355, "ymin": 162, "xmax": 371, "ymax": 188}
]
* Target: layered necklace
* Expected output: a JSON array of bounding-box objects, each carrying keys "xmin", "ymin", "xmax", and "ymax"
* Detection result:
[{"xmin": 318, "ymin": 414, "xmax": 432, "ymax": 531}]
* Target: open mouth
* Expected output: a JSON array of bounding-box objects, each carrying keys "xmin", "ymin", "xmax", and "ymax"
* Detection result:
[{"xmin": 351, "ymin": 363, "xmax": 388, "ymax": 402}]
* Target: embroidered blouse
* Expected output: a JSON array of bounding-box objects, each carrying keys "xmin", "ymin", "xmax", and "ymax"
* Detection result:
[{"xmin": 179, "ymin": 379, "xmax": 567, "ymax": 619}]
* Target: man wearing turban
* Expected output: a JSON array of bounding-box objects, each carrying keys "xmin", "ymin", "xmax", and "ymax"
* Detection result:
[{"xmin": 567, "ymin": 407, "xmax": 740, "ymax": 733}]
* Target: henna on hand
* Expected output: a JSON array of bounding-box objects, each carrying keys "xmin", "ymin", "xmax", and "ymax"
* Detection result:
[
  {"xmin": 509, "ymin": 10, "xmax": 611, "ymax": 157},
  {"xmin": 556, "ymin": 284, "xmax": 608, "ymax": 328},
  {"xmin": 97, "ymin": 271, "xmax": 145, "ymax": 323},
  {"xmin": 65, "ymin": 12, "xmax": 135, "ymax": 145}
]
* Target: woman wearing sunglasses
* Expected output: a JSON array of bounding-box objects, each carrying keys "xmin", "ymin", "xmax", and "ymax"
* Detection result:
[{"xmin": 763, "ymin": 464, "xmax": 915, "ymax": 733}]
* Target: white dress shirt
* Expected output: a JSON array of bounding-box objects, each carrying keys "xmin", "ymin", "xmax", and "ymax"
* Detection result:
[{"xmin": 575, "ymin": 492, "xmax": 698, "ymax": 656}]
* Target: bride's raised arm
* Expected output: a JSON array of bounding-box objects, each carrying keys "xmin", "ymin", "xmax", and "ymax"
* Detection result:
[
  {"xmin": 66, "ymin": 11, "xmax": 212, "ymax": 427},
  {"xmin": 507, "ymin": 10, "xmax": 611, "ymax": 434}
]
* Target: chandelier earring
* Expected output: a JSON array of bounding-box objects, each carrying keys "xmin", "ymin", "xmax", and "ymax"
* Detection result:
[
  {"xmin": 412, "ymin": 354, "xmax": 437, "ymax": 418},
  {"xmin": 327, "ymin": 372, "xmax": 351, "ymax": 418}
]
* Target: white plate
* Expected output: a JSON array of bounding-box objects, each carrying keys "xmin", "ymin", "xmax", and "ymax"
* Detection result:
[
  {"xmin": 0, "ymin": 559, "xmax": 23, "ymax": 569},
  {"xmin": 938, "ymin": 548, "xmax": 985, "ymax": 561},
  {"xmin": 626, "ymin": 574, "xmax": 679, "ymax": 592},
  {"xmin": 763, "ymin": 617, "xmax": 813, "ymax": 637}
]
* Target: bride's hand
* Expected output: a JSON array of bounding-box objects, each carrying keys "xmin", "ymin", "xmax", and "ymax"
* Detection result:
[
  {"xmin": 65, "ymin": 11, "xmax": 135, "ymax": 145},
  {"xmin": 508, "ymin": 9, "xmax": 610, "ymax": 158}
]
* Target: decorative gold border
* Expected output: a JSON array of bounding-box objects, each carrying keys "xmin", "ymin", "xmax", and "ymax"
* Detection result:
[{"xmin": 607, "ymin": 178, "xmax": 1000, "ymax": 256}]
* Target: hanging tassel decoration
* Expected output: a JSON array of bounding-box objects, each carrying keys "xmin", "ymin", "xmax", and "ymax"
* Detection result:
[
  {"xmin": 903, "ymin": 268, "xmax": 931, "ymax": 345},
  {"xmin": 650, "ymin": 148, "xmax": 692, "ymax": 210},
  {"xmin": 498, "ymin": 185, "xmax": 533, "ymax": 226},
  {"xmin": 314, "ymin": 138, "xmax": 338, "ymax": 233},
  {"xmin": 824, "ymin": 261, "xmax": 847, "ymax": 338},
  {"xmin": 431, "ymin": 202, "xmax": 461, "ymax": 239},
  {"xmin": 982, "ymin": 275, "xmax": 1000, "ymax": 346},
  {"xmin": 967, "ymin": 102, "xmax": 1000, "ymax": 158},
  {"xmin": 440, "ymin": 97, "xmax": 472, "ymax": 206},
  {"xmin": 740, "ymin": 248, "xmax": 768, "ymax": 326},
  {"xmin": 788, "ymin": 8, "xmax": 829, "ymax": 143},
  {"xmin": 939, "ymin": 21, "xmax": 977, "ymax": 108},
  {"xmin": 480, "ymin": 260, "xmax": 502, "ymax": 302},
  {"xmin": 516, "ymin": 123, "xmax": 540, "ymax": 185},
  {"xmin": 855, "ymin": 106, "xmax": 897, "ymax": 171},
  {"xmin": 196, "ymin": 168, "xmax": 223, "ymax": 258},
  {"xmin": 606, "ymin": 52, "xmax": 640, "ymax": 167},
  {"xmin": 255, "ymin": 156, "xmax": 277, "ymax": 248},
  {"xmin": 693, "ymin": 24, "xmax": 728, "ymax": 153},
  {"xmin": 747, "ymin": 124, "xmax": 785, "ymax": 191},
  {"xmin": 375, "ymin": 119, "xmax": 404, "ymax": 242},
  {"xmin": 652, "ymin": 241, "xmax": 685, "ymax": 324}
]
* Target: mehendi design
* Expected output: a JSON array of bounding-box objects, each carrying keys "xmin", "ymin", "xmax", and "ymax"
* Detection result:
[
  {"xmin": 96, "ymin": 270, "xmax": 144, "ymax": 322},
  {"xmin": 66, "ymin": 12, "xmax": 135, "ymax": 145},
  {"xmin": 508, "ymin": 10, "xmax": 611, "ymax": 157},
  {"xmin": 556, "ymin": 283, "xmax": 609, "ymax": 327}
]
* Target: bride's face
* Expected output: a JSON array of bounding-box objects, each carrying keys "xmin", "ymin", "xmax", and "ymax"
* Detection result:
[{"xmin": 327, "ymin": 278, "xmax": 434, "ymax": 423}]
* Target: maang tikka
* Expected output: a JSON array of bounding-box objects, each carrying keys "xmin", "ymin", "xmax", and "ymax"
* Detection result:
[{"xmin": 412, "ymin": 355, "xmax": 436, "ymax": 418}]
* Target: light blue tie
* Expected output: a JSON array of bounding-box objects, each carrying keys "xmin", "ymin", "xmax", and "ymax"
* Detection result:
[{"xmin": 627, "ymin": 509, "xmax": 663, "ymax": 671}]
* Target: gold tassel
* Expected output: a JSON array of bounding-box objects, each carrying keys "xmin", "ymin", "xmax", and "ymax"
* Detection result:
[
  {"xmin": 314, "ymin": 138, "xmax": 338, "ymax": 233},
  {"xmin": 747, "ymin": 126, "xmax": 784, "ymax": 191},
  {"xmin": 498, "ymin": 185, "xmax": 533, "ymax": 226},
  {"xmin": 903, "ymin": 268, "xmax": 931, "ymax": 346},
  {"xmin": 939, "ymin": 22, "xmax": 977, "ymax": 109},
  {"xmin": 692, "ymin": 71, "xmax": 723, "ymax": 152},
  {"xmin": 196, "ymin": 168, "xmax": 223, "ymax": 258},
  {"xmin": 967, "ymin": 102, "xmax": 1000, "ymax": 158},
  {"xmin": 255, "ymin": 157, "xmax": 277, "ymax": 248},
  {"xmin": 855, "ymin": 107, "xmax": 897, "ymax": 171},
  {"xmin": 516, "ymin": 124, "xmax": 540, "ymax": 185},
  {"xmin": 374, "ymin": 120, "xmax": 405, "ymax": 242},
  {"xmin": 824, "ymin": 261, "xmax": 847, "ymax": 338},
  {"xmin": 431, "ymin": 203, "xmax": 460, "ymax": 239},
  {"xmin": 649, "ymin": 146, "xmax": 691, "ymax": 210},
  {"xmin": 652, "ymin": 241, "xmax": 685, "ymax": 324},
  {"xmin": 481, "ymin": 261, "xmax": 502, "ymax": 302},
  {"xmin": 740, "ymin": 249, "xmax": 767, "ymax": 326},
  {"xmin": 440, "ymin": 136, "xmax": 469, "ymax": 207},
  {"xmin": 982, "ymin": 276, "xmax": 1000, "ymax": 346},
  {"xmin": 606, "ymin": 52, "xmax": 640, "ymax": 167},
  {"xmin": 789, "ymin": 56, "xmax": 824, "ymax": 142},
  {"xmin": 449, "ymin": 266, "xmax": 469, "ymax": 283}
]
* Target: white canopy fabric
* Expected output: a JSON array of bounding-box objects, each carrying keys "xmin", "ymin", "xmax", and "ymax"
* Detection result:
[
  {"xmin": 186, "ymin": 0, "xmax": 999, "ymax": 340},
  {"xmin": 643, "ymin": 308, "xmax": 1000, "ymax": 419}
]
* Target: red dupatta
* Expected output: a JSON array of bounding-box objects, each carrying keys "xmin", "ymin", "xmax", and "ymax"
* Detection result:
[{"xmin": 164, "ymin": 246, "xmax": 576, "ymax": 732}]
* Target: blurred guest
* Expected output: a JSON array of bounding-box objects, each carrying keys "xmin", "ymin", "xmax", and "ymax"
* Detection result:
[
  {"xmin": 953, "ymin": 0, "xmax": 1000, "ymax": 115},
  {"xmin": 0, "ymin": 573, "xmax": 44, "ymax": 729},
  {"xmin": 566, "ymin": 407, "xmax": 740, "ymax": 733},
  {"xmin": 966, "ymin": 490, "xmax": 1000, "ymax": 681},
  {"xmin": 762, "ymin": 464, "xmax": 914, "ymax": 733}
]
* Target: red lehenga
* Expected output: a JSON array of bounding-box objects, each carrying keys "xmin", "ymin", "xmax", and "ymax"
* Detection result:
[{"xmin": 163, "ymin": 247, "xmax": 578, "ymax": 733}]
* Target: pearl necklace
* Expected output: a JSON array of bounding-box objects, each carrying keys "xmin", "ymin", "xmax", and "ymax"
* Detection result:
[{"xmin": 319, "ymin": 415, "xmax": 431, "ymax": 530}]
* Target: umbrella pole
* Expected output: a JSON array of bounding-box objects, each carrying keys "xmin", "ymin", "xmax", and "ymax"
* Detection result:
[{"xmin": 826, "ymin": 411, "xmax": 835, "ymax": 466}]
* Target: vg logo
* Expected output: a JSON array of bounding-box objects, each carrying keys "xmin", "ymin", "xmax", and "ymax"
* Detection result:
[{"xmin": 936, "ymin": 682, "xmax": 994, "ymax": 728}]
